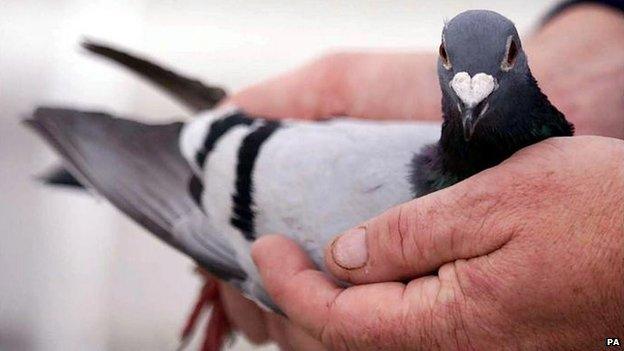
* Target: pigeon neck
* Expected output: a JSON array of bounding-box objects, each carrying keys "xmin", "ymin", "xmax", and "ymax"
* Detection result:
[{"xmin": 411, "ymin": 73, "xmax": 573, "ymax": 197}]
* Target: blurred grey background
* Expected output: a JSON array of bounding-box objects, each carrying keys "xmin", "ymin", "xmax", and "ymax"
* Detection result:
[{"xmin": 0, "ymin": 1, "xmax": 556, "ymax": 350}]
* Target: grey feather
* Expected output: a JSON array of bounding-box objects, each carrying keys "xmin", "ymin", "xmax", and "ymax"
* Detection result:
[
  {"xmin": 25, "ymin": 108, "xmax": 246, "ymax": 283},
  {"xmin": 39, "ymin": 166, "xmax": 83, "ymax": 188},
  {"xmin": 441, "ymin": 10, "xmax": 521, "ymax": 76},
  {"xmin": 42, "ymin": 40, "xmax": 228, "ymax": 188},
  {"xmin": 82, "ymin": 40, "xmax": 227, "ymax": 112}
]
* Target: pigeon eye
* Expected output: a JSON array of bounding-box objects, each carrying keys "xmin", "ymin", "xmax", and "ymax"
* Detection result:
[
  {"xmin": 501, "ymin": 36, "xmax": 518, "ymax": 71},
  {"xmin": 439, "ymin": 43, "xmax": 451, "ymax": 70}
]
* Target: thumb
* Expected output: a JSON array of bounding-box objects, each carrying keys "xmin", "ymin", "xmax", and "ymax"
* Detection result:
[{"xmin": 324, "ymin": 169, "xmax": 517, "ymax": 284}]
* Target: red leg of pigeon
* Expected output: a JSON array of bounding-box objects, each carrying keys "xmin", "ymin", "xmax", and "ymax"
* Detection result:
[
  {"xmin": 179, "ymin": 275, "xmax": 231, "ymax": 351},
  {"xmin": 201, "ymin": 295, "xmax": 231, "ymax": 351}
]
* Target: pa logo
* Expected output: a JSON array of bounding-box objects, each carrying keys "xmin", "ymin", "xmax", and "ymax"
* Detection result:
[{"xmin": 606, "ymin": 338, "xmax": 621, "ymax": 347}]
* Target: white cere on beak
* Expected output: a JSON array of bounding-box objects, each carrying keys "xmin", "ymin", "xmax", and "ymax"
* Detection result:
[{"xmin": 450, "ymin": 72, "xmax": 498, "ymax": 108}]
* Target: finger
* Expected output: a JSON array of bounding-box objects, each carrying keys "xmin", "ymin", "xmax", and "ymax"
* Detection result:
[
  {"xmin": 266, "ymin": 314, "xmax": 295, "ymax": 351},
  {"xmin": 224, "ymin": 58, "xmax": 339, "ymax": 120},
  {"xmin": 324, "ymin": 167, "xmax": 517, "ymax": 284},
  {"xmin": 225, "ymin": 76, "xmax": 309, "ymax": 119},
  {"xmin": 219, "ymin": 282, "xmax": 269, "ymax": 344},
  {"xmin": 252, "ymin": 235, "xmax": 458, "ymax": 349},
  {"xmin": 280, "ymin": 315, "xmax": 328, "ymax": 351},
  {"xmin": 251, "ymin": 235, "xmax": 343, "ymax": 339},
  {"xmin": 265, "ymin": 313, "xmax": 326, "ymax": 351}
]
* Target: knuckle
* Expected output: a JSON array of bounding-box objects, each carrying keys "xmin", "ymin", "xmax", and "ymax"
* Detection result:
[
  {"xmin": 433, "ymin": 262, "xmax": 479, "ymax": 350},
  {"xmin": 319, "ymin": 289, "xmax": 407, "ymax": 351},
  {"xmin": 321, "ymin": 313, "xmax": 403, "ymax": 351},
  {"xmin": 318, "ymin": 296, "xmax": 360, "ymax": 351},
  {"xmin": 450, "ymin": 260, "xmax": 513, "ymax": 345},
  {"xmin": 383, "ymin": 203, "xmax": 425, "ymax": 272},
  {"xmin": 317, "ymin": 290, "xmax": 351, "ymax": 349}
]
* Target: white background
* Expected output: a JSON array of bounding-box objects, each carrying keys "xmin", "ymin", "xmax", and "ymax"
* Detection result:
[{"xmin": 0, "ymin": 1, "xmax": 556, "ymax": 350}]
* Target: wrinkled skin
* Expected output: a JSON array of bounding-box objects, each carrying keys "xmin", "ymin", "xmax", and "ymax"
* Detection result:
[
  {"xmin": 253, "ymin": 136, "xmax": 624, "ymax": 350},
  {"xmin": 206, "ymin": 4, "xmax": 624, "ymax": 350}
]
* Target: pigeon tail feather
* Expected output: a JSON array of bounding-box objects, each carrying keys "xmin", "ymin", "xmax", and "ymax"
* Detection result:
[
  {"xmin": 25, "ymin": 107, "xmax": 246, "ymax": 283},
  {"xmin": 81, "ymin": 40, "xmax": 227, "ymax": 112},
  {"xmin": 42, "ymin": 40, "xmax": 228, "ymax": 188}
]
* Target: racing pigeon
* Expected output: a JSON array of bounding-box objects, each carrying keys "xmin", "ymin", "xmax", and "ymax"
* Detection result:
[{"xmin": 26, "ymin": 10, "xmax": 573, "ymax": 350}]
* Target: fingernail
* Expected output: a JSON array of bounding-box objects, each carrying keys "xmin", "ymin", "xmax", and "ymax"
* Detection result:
[{"xmin": 331, "ymin": 227, "xmax": 368, "ymax": 270}]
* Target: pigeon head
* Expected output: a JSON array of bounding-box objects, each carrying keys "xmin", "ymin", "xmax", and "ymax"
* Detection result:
[
  {"xmin": 435, "ymin": 10, "xmax": 573, "ymax": 167},
  {"xmin": 438, "ymin": 10, "xmax": 533, "ymax": 141},
  {"xmin": 410, "ymin": 10, "xmax": 574, "ymax": 196}
]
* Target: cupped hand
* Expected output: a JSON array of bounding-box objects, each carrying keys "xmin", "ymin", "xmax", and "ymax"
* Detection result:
[{"xmin": 252, "ymin": 136, "xmax": 624, "ymax": 350}]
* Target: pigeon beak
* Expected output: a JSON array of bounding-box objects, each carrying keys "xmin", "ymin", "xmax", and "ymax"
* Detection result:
[
  {"xmin": 461, "ymin": 107, "xmax": 477, "ymax": 141},
  {"xmin": 450, "ymin": 72, "xmax": 497, "ymax": 141},
  {"xmin": 461, "ymin": 100, "xmax": 489, "ymax": 141}
]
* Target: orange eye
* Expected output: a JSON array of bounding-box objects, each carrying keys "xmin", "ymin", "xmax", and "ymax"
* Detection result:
[{"xmin": 439, "ymin": 43, "xmax": 451, "ymax": 69}]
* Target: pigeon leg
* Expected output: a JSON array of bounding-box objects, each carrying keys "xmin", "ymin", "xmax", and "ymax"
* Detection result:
[
  {"xmin": 201, "ymin": 295, "xmax": 231, "ymax": 351},
  {"xmin": 179, "ymin": 273, "xmax": 231, "ymax": 351}
]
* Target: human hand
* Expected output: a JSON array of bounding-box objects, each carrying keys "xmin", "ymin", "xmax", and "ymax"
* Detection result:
[
  {"xmin": 225, "ymin": 52, "xmax": 440, "ymax": 122},
  {"xmin": 217, "ymin": 279, "xmax": 326, "ymax": 351},
  {"xmin": 527, "ymin": 4, "xmax": 624, "ymax": 139},
  {"xmin": 252, "ymin": 136, "xmax": 624, "ymax": 350}
]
